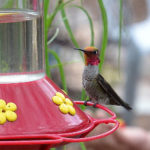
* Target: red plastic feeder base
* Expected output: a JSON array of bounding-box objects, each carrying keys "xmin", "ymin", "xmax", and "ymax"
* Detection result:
[{"xmin": 0, "ymin": 76, "xmax": 119, "ymax": 150}]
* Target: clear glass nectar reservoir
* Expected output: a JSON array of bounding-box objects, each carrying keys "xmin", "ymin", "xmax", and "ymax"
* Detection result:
[{"xmin": 0, "ymin": 0, "xmax": 45, "ymax": 83}]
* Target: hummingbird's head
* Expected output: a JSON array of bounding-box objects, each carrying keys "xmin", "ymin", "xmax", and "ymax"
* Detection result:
[{"xmin": 74, "ymin": 46, "xmax": 100, "ymax": 66}]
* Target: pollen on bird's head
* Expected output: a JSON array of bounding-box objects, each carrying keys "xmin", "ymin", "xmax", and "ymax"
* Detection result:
[{"xmin": 84, "ymin": 46, "xmax": 98, "ymax": 52}]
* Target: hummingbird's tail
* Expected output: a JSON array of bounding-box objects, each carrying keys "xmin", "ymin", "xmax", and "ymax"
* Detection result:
[
  {"xmin": 119, "ymin": 100, "xmax": 132, "ymax": 110},
  {"xmin": 96, "ymin": 74, "xmax": 132, "ymax": 111},
  {"xmin": 110, "ymin": 98, "xmax": 132, "ymax": 111}
]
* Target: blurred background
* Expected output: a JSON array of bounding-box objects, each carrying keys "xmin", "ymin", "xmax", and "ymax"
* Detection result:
[{"xmin": 47, "ymin": 0, "xmax": 150, "ymax": 149}]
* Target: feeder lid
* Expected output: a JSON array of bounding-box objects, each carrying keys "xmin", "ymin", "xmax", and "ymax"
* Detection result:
[{"xmin": 0, "ymin": 76, "xmax": 90, "ymax": 139}]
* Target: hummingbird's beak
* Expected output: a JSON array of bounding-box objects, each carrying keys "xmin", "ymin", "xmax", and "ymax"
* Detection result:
[{"xmin": 73, "ymin": 48, "xmax": 86, "ymax": 52}]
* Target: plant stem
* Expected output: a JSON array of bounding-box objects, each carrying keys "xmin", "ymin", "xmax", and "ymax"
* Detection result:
[
  {"xmin": 97, "ymin": 0, "xmax": 108, "ymax": 72},
  {"xmin": 60, "ymin": 3, "xmax": 84, "ymax": 60},
  {"xmin": 70, "ymin": 5, "xmax": 95, "ymax": 46},
  {"xmin": 50, "ymin": 148, "xmax": 56, "ymax": 150},
  {"xmin": 80, "ymin": 142, "xmax": 87, "ymax": 150},
  {"xmin": 118, "ymin": 0, "xmax": 123, "ymax": 73},
  {"xmin": 44, "ymin": 0, "xmax": 51, "ymax": 77},
  {"xmin": 48, "ymin": 49, "xmax": 68, "ymax": 92},
  {"xmin": 3, "ymin": 0, "xmax": 14, "ymax": 8}
]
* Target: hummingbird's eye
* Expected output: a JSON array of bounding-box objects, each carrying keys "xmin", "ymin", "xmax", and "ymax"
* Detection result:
[{"xmin": 93, "ymin": 50, "xmax": 98, "ymax": 54}]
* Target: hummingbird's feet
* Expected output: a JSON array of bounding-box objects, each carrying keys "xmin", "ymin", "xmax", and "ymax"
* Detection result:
[
  {"xmin": 84, "ymin": 100, "xmax": 91, "ymax": 106},
  {"xmin": 93, "ymin": 102, "xmax": 99, "ymax": 108}
]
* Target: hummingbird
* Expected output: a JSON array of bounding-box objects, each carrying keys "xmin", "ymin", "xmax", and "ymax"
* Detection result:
[{"xmin": 75, "ymin": 46, "xmax": 132, "ymax": 110}]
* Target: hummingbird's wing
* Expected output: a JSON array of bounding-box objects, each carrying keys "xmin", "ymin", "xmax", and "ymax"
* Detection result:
[{"xmin": 96, "ymin": 74, "xmax": 132, "ymax": 110}]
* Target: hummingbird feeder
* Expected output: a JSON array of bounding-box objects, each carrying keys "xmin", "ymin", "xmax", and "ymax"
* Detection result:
[{"xmin": 0, "ymin": 0, "xmax": 119, "ymax": 150}]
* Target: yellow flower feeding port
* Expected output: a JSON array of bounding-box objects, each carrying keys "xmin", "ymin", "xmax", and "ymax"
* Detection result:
[
  {"xmin": 0, "ymin": 99, "xmax": 17, "ymax": 124},
  {"xmin": 52, "ymin": 92, "xmax": 76, "ymax": 115}
]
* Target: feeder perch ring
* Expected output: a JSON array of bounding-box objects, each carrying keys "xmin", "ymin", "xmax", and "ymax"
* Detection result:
[
  {"xmin": 0, "ymin": 101, "xmax": 119, "ymax": 144},
  {"xmin": 57, "ymin": 101, "xmax": 119, "ymax": 143}
]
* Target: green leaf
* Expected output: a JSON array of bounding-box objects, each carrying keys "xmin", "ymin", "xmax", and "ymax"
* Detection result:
[
  {"xmin": 80, "ymin": 0, "xmax": 84, "ymax": 6},
  {"xmin": 2, "ymin": 0, "xmax": 14, "ymax": 8},
  {"xmin": 47, "ymin": 28, "xmax": 60, "ymax": 45},
  {"xmin": 63, "ymin": 145, "xmax": 66, "ymax": 150},
  {"xmin": 50, "ymin": 148, "xmax": 56, "ymax": 150},
  {"xmin": 118, "ymin": 0, "xmax": 123, "ymax": 72},
  {"xmin": 97, "ymin": 0, "xmax": 108, "ymax": 72},
  {"xmin": 44, "ymin": 0, "xmax": 50, "ymax": 16},
  {"xmin": 60, "ymin": 4, "xmax": 84, "ymax": 60},
  {"xmin": 70, "ymin": 5, "xmax": 95, "ymax": 46},
  {"xmin": 47, "ymin": 0, "xmax": 73, "ymax": 30},
  {"xmin": 60, "ymin": 7, "xmax": 79, "ymax": 48},
  {"xmin": 80, "ymin": 142, "xmax": 87, "ymax": 150},
  {"xmin": 44, "ymin": 0, "xmax": 51, "ymax": 77},
  {"xmin": 79, "ymin": 89, "xmax": 86, "ymax": 110},
  {"xmin": 48, "ymin": 49, "xmax": 68, "ymax": 93}
]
